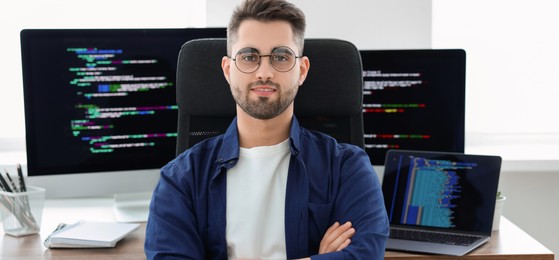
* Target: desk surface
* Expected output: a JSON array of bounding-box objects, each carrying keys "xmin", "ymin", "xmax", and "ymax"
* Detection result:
[
  {"xmin": 0, "ymin": 198, "xmax": 554, "ymax": 259},
  {"xmin": 385, "ymin": 217, "xmax": 554, "ymax": 260}
]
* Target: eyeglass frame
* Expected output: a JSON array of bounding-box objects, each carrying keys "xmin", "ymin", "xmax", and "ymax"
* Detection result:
[{"xmin": 228, "ymin": 46, "xmax": 302, "ymax": 74}]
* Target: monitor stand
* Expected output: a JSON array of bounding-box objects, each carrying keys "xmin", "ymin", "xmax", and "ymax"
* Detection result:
[{"xmin": 113, "ymin": 192, "xmax": 152, "ymax": 222}]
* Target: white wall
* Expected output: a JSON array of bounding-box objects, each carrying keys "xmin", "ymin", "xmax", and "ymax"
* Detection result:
[
  {"xmin": 207, "ymin": 0, "xmax": 432, "ymax": 50},
  {"xmin": 433, "ymin": 0, "xmax": 559, "ymax": 135}
]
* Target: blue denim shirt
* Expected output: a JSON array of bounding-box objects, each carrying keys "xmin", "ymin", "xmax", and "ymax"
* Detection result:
[{"xmin": 145, "ymin": 117, "xmax": 389, "ymax": 259}]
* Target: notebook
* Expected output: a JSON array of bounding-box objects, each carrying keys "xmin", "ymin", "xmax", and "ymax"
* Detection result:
[
  {"xmin": 43, "ymin": 221, "xmax": 140, "ymax": 248},
  {"xmin": 382, "ymin": 150, "xmax": 502, "ymax": 256}
]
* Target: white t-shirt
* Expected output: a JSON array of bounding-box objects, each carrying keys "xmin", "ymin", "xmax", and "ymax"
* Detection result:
[{"xmin": 226, "ymin": 139, "xmax": 291, "ymax": 260}]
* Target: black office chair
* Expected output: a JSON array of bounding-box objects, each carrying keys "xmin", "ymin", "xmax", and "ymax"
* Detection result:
[{"xmin": 175, "ymin": 38, "xmax": 364, "ymax": 155}]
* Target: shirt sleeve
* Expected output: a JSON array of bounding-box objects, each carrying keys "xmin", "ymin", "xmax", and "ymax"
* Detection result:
[
  {"xmin": 145, "ymin": 160, "xmax": 205, "ymax": 260},
  {"xmin": 312, "ymin": 147, "xmax": 390, "ymax": 260}
]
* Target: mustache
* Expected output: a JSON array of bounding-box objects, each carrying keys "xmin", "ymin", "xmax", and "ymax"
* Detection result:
[{"xmin": 248, "ymin": 80, "xmax": 280, "ymax": 89}]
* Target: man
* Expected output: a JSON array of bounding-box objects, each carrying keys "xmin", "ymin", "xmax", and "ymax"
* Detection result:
[{"xmin": 145, "ymin": 0, "xmax": 389, "ymax": 259}]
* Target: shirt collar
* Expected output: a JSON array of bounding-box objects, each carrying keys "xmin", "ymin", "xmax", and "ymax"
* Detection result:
[{"xmin": 217, "ymin": 116, "xmax": 303, "ymax": 164}]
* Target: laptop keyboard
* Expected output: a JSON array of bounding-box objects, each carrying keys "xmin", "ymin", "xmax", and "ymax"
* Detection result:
[{"xmin": 390, "ymin": 228, "xmax": 483, "ymax": 246}]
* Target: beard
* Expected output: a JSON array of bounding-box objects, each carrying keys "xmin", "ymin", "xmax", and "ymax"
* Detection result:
[{"xmin": 232, "ymin": 80, "xmax": 298, "ymax": 120}]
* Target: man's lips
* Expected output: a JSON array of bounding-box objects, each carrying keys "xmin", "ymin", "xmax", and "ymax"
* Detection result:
[
  {"xmin": 250, "ymin": 82, "xmax": 278, "ymax": 95},
  {"xmin": 251, "ymin": 86, "xmax": 277, "ymax": 92},
  {"xmin": 251, "ymin": 86, "xmax": 277, "ymax": 96}
]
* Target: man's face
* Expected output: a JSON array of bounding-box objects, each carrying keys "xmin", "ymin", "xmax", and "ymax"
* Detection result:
[{"xmin": 222, "ymin": 20, "xmax": 309, "ymax": 120}]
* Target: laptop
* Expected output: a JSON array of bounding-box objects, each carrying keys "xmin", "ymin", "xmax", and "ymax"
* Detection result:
[{"xmin": 382, "ymin": 150, "xmax": 502, "ymax": 256}]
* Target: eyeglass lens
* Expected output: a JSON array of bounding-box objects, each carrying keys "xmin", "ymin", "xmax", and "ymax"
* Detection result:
[{"xmin": 234, "ymin": 47, "xmax": 297, "ymax": 73}]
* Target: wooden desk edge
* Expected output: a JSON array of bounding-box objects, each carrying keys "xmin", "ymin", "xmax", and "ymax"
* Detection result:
[{"xmin": 384, "ymin": 217, "xmax": 554, "ymax": 259}]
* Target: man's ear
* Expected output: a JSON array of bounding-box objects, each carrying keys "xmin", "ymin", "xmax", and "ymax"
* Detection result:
[
  {"xmin": 222, "ymin": 56, "xmax": 231, "ymax": 84},
  {"xmin": 298, "ymin": 56, "xmax": 310, "ymax": 86}
]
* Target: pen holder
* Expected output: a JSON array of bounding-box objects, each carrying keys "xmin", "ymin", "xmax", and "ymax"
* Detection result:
[{"xmin": 0, "ymin": 186, "xmax": 45, "ymax": 236}]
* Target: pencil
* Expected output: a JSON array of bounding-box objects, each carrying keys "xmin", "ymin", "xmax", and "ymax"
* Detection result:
[
  {"xmin": 17, "ymin": 164, "xmax": 26, "ymax": 192},
  {"xmin": 0, "ymin": 171, "xmax": 13, "ymax": 192},
  {"xmin": 5, "ymin": 171, "xmax": 19, "ymax": 193}
]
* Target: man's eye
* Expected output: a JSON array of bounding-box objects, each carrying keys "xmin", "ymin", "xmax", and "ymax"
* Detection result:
[
  {"xmin": 272, "ymin": 55, "xmax": 289, "ymax": 62},
  {"xmin": 241, "ymin": 55, "xmax": 259, "ymax": 62}
]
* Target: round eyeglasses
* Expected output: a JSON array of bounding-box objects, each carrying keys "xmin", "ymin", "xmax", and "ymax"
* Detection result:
[{"xmin": 230, "ymin": 46, "xmax": 301, "ymax": 74}]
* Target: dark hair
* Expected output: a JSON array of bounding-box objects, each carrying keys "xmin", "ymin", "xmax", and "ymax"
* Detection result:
[{"xmin": 227, "ymin": 0, "xmax": 306, "ymax": 56}]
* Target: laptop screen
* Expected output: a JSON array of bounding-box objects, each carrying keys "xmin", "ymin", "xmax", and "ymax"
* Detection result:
[{"xmin": 382, "ymin": 150, "xmax": 501, "ymax": 234}]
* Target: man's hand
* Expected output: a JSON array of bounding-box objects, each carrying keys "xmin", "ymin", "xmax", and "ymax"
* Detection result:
[{"xmin": 319, "ymin": 221, "xmax": 355, "ymax": 254}]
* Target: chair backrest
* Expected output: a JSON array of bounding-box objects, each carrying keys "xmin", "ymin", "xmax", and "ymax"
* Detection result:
[{"xmin": 176, "ymin": 38, "xmax": 364, "ymax": 155}]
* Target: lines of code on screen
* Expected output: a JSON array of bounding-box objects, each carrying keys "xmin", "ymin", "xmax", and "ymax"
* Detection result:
[
  {"xmin": 399, "ymin": 157, "xmax": 477, "ymax": 228},
  {"xmin": 359, "ymin": 50, "xmax": 466, "ymax": 165},
  {"xmin": 383, "ymin": 151, "xmax": 500, "ymax": 233},
  {"xmin": 66, "ymin": 47, "xmax": 177, "ymax": 154},
  {"xmin": 24, "ymin": 31, "xmax": 188, "ymax": 174}
]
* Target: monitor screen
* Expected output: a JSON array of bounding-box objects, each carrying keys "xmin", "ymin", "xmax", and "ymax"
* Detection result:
[
  {"xmin": 21, "ymin": 28, "xmax": 227, "ymax": 179},
  {"xmin": 360, "ymin": 49, "xmax": 466, "ymax": 165}
]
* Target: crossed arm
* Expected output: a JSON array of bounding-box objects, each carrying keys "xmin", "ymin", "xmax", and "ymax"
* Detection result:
[{"xmin": 297, "ymin": 221, "xmax": 355, "ymax": 260}]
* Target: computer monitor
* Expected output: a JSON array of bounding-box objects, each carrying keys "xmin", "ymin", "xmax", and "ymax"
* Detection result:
[
  {"xmin": 359, "ymin": 49, "xmax": 466, "ymax": 169},
  {"xmin": 20, "ymin": 28, "xmax": 226, "ymax": 220}
]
